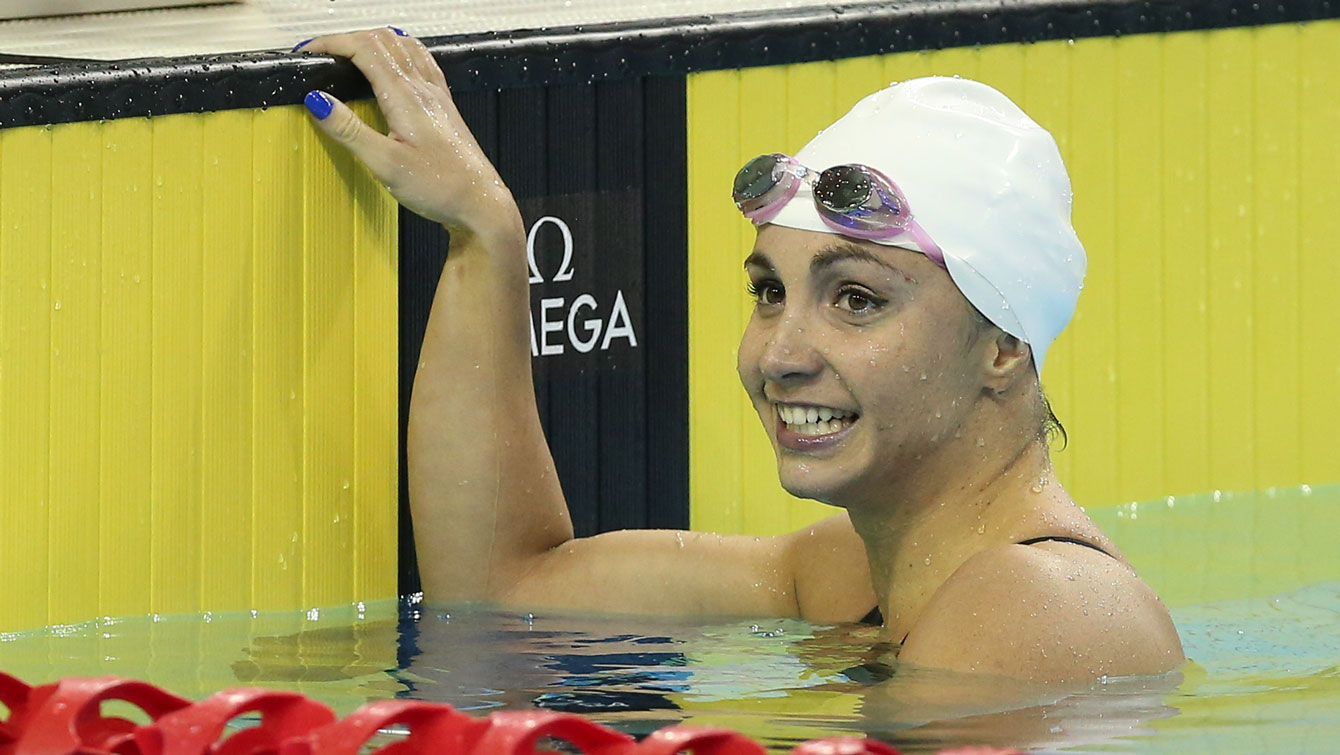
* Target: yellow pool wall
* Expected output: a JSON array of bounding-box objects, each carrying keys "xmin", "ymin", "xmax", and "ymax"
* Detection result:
[
  {"xmin": 687, "ymin": 20, "xmax": 1340, "ymax": 535},
  {"xmin": 0, "ymin": 103, "xmax": 399, "ymax": 631}
]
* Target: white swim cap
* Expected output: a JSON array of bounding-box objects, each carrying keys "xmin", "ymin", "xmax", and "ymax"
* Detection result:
[{"xmin": 766, "ymin": 76, "xmax": 1086, "ymax": 376}]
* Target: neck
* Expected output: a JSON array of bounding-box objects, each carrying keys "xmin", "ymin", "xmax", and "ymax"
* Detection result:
[{"xmin": 846, "ymin": 424, "xmax": 1060, "ymax": 637}]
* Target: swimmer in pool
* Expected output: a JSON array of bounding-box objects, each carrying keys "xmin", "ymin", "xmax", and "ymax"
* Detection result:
[{"xmin": 298, "ymin": 29, "xmax": 1184, "ymax": 682}]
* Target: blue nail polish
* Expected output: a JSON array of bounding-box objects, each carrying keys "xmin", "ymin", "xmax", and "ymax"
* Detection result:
[
  {"xmin": 304, "ymin": 91, "xmax": 333, "ymax": 120},
  {"xmin": 389, "ymin": 26, "xmax": 408, "ymax": 36},
  {"xmin": 292, "ymin": 37, "xmax": 313, "ymax": 51}
]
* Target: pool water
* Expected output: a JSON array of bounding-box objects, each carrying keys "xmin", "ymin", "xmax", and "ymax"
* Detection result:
[{"xmin": 3, "ymin": 485, "xmax": 1338, "ymax": 754}]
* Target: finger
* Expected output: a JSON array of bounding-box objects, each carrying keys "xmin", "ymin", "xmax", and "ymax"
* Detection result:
[
  {"xmin": 301, "ymin": 29, "xmax": 421, "ymax": 104},
  {"xmin": 397, "ymin": 35, "xmax": 449, "ymax": 92},
  {"xmin": 303, "ymin": 90, "xmax": 398, "ymax": 180},
  {"xmin": 382, "ymin": 30, "xmax": 426, "ymax": 80},
  {"xmin": 301, "ymin": 30, "xmax": 449, "ymax": 139}
]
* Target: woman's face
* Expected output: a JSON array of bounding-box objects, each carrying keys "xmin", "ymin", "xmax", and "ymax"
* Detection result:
[{"xmin": 737, "ymin": 225, "xmax": 988, "ymax": 506}]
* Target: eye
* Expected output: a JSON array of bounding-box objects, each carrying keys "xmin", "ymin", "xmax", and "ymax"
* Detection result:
[
  {"xmin": 747, "ymin": 279, "xmax": 785, "ymax": 307},
  {"xmin": 835, "ymin": 286, "xmax": 885, "ymax": 315}
]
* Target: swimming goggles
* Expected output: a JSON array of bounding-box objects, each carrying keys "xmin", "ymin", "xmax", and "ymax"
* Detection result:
[{"xmin": 731, "ymin": 153, "xmax": 945, "ymax": 267}]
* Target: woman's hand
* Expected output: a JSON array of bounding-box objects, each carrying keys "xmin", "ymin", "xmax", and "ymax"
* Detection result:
[{"xmin": 298, "ymin": 28, "xmax": 522, "ymax": 243}]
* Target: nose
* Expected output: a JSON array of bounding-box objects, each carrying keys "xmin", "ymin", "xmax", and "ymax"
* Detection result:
[{"xmin": 758, "ymin": 317, "xmax": 824, "ymax": 385}]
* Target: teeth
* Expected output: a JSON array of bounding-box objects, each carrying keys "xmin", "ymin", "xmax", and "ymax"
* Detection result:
[{"xmin": 775, "ymin": 404, "xmax": 857, "ymax": 436}]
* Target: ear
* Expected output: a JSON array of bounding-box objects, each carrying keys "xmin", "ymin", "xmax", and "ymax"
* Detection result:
[{"xmin": 981, "ymin": 331, "xmax": 1033, "ymax": 392}]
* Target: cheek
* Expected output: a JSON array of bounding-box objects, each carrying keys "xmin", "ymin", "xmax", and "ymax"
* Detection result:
[{"xmin": 841, "ymin": 327, "xmax": 907, "ymax": 376}]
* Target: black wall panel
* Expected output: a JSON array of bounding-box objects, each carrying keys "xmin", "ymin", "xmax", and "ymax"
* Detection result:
[{"xmin": 396, "ymin": 77, "xmax": 689, "ymax": 594}]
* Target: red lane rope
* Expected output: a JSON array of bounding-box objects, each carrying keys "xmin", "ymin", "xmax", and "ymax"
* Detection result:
[{"xmin": 0, "ymin": 671, "xmax": 1024, "ymax": 755}]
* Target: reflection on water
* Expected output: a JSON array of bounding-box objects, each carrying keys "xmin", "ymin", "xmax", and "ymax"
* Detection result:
[
  {"xmin": 1, "ymin": 485, "xmax": 1338, "ymax": 753},
  {"xmin": 0, "ymin": 602, "xmax": 1190, "ymax": 753}
]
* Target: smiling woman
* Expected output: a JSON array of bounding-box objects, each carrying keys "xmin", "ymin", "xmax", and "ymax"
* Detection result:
[{"xmin": 295, "ymin": 27, "xmax": 1183, "ymax": 684}]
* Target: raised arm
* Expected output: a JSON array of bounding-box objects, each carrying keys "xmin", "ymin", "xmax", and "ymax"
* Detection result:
[
  {"xmin": 299, "ymin": 29, "xmax": 875, "ymax": 618},
  {"xmin": 299, "ymin": 29, "xmax": 572, "ymax": 601}
]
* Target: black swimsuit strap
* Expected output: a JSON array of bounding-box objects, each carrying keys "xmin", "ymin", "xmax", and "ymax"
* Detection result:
[
  {"xmin": 857, "ymin": 536, "xmax": 1113, "ymax": 629},
  {"xmin": 1014, "ymin": 535, "xmax": 1113, "ymax": 557}
]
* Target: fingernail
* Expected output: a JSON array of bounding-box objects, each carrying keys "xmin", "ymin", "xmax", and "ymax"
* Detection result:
[
  {"xmin": 292, "ymin": 37, "xmax": 313, "ymax": 51},
  {"xmin": 389, "ymin": 26, "xmax": 408, "ymax": 36},
  {"xmin": 304, "ymin": 90, "xmax": 333, "ymax": 120}
]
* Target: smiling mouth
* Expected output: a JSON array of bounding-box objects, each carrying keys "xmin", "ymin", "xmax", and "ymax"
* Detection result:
[{"xmin": 776, "ymin": 404, "xmax": 859, "ymax": 437}]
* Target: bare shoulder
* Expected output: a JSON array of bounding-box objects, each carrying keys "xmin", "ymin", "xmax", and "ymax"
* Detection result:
[
  {"xmin": 782, "ymin": 514, "xmax": 878, "ymax": 623},
  {"xmin": 899, "ymin": 542, "xmax": 1185, "ymax": 681}
]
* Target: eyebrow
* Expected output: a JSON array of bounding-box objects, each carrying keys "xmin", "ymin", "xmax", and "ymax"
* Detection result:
[
  {"xmin": 744, "ymin": 243, "xmax": 917, "ymax": 282},
  {"xmin": 810, "ymin": 242, "xmax": 917, "ymax": 282},
  {"xmin": 743, "ymin": 251, "xmax": 775, "ymax": 272}
]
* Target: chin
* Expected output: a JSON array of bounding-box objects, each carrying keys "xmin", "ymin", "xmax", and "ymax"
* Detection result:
[{"xmin": 776, "ymin": 460, "xmax": 851, "ymax": 507}]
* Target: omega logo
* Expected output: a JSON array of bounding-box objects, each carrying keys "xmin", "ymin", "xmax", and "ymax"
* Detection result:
[{"xmin": 526, "ymin": 215, "xmax": 638, "ymax": 358}]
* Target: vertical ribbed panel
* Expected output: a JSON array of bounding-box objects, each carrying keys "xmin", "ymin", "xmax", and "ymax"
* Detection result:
[
  {"xmin": 685, "ymin": 69, "xmax": 743, "ymax": 537},
  {"xmin": 302, "ymin": 111, "xmax": 355, "ymax": 609},
  {"xmin": 50, "ymin": 123, "xmax": 103, "ymax": 624},
  {"xmin": 1252, "ymin": 24, "xmax": 1302, "ymax": 492},
  {"xmin": 1, "ymin": 126, "xmax": 54, "ymax": 629},
  {"xmin": 1204, "ymin": 31, "xmax": 1257, "ymax": 494},
  {"xmin": 0, "ymin": 104, "xmax": 398, "ymax": 632},
  {"xmin": 200, "ymin": 109, "xmax": 254, "ymax": 612},
  {"xmin": 1061, "ymin": 37, "xmax": 1121, "ymax": 511},
  {"xmin": 1160, "ymin": 31, "xmax": 1212, "ymax": 500},
  {"xmin": 1298, "ymin": 32, "xmax": 1340, "ymax": 487},
  {"xmin": 251, "ymin": 107, "xmax": 306, "ymax": 612},
  {"xmin": 151, "ymin": 114, "xmax": 205, "ymax": 616},
  {"xmin": 101, "ymin": 118, "xmax": 154, "ymax": 619},
  {"xmin": 687, "ymin": 20, "xmax": 1340, "ymax": 535},
  {"xmin": 350, "ymin": 103, "xmax": 398, "ymax": 602}
]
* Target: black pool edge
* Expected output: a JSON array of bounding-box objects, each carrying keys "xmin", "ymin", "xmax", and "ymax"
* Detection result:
[{"xmin": 1, "ymin": 0, "xmax": 1336, "ymax": 128}]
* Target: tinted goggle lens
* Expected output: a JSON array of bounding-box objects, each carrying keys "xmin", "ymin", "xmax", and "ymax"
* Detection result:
[
  {"xmin": 733, "ymin": 154, "xmax": 782, "ymax": 202},
  {"xmin": 814, "ymin": 165, "xmax": 873, "ymax": 211}
]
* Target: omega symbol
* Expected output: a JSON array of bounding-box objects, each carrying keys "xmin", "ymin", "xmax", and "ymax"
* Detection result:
[{"xmin": 527, "ymin": 216, "xmax": 575, "ymax": 284}]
